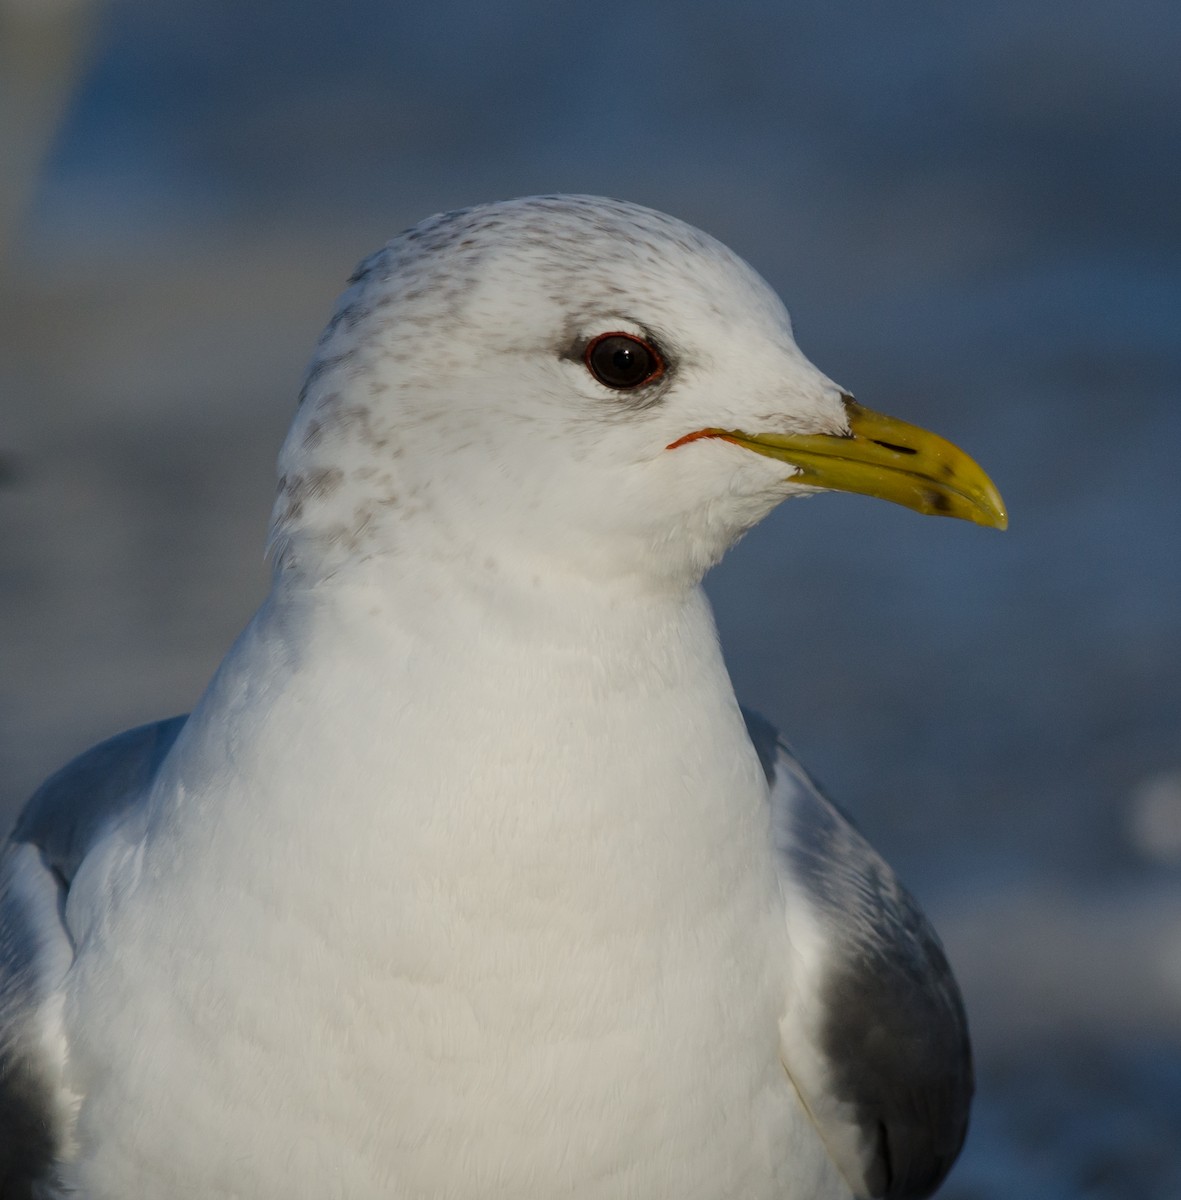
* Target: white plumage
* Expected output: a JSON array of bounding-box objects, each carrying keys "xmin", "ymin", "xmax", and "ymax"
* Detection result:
[{"xmin": 0, "ymin": 196, "xmax": 992, "ymax": 1199}]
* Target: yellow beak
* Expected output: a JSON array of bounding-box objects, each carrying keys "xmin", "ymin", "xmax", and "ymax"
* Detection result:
[{"xmin": 673, "ymin": 397, "xmax": 1007, "ymax": 530}]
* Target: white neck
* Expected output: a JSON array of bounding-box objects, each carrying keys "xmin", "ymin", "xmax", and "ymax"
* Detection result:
[
  {"xmin": 162, "ymin": 556, "xmax": 761, "ymax": 886},
  {"xmin": 67, "ymin": 545, "xmax": 799, "ymax": 1200}
]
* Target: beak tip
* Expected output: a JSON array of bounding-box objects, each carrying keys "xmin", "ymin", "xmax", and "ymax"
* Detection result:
[{"xmin": 981, "ymin": 486, "xmax": 1009, "ymax": 532}]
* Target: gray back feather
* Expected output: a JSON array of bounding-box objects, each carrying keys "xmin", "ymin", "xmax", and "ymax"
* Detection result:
[
  {"xmin": 742, "ymin": 708, "xmax": 972, "ymax": 1200},
  {"xmin": 0, "ymin": 715, "xmax": 187, "ymax": 1198},
  {"xmin": 12, "ymin": 715, "xmax": 187, "ymax": 883}
]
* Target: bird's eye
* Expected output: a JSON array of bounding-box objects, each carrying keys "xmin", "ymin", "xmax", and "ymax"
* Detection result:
[{"xmin": 584, "ymin": 333, "xmax": 665, "ymax": 390}]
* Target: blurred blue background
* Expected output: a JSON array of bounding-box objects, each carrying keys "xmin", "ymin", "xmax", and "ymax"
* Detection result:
[{"xmin": 1, "ymin": 1, "xmax": 1178, "ymax": 1194}]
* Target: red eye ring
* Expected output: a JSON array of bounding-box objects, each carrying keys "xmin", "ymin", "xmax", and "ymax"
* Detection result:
[{"xmin": 584, "ymin": 332, "xmax": 665, "ymax": 390}]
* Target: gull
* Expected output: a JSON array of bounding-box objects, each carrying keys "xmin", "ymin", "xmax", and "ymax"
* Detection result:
[{"xmin": 0, "ymin": 195, "xmax": 1005, "ymax": 1200}]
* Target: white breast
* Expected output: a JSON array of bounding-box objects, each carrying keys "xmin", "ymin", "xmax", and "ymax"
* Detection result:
[{"xmin": 59, "ymin": 573, "xmax": 844, "ymax": 1199}]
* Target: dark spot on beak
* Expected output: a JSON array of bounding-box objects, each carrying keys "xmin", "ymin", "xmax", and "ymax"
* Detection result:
[{"xmin": 926, "ymin": 489, "xmax": 953, "ymax": 513}]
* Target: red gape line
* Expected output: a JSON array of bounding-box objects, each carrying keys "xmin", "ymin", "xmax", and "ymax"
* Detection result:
[{"xmin": 665, "ymin": 428, "xmax": 742, "ymax": 452}]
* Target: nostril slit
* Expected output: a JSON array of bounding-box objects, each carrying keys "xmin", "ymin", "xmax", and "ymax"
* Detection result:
[{"xmin": 872, "ymin": 439, "xmax": 917, "ymax": 455}]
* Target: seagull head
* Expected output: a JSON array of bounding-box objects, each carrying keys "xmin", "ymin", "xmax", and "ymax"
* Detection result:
[{"xmin": 270, "ymin": 195, "xmax": 1005, "ymax": 589}]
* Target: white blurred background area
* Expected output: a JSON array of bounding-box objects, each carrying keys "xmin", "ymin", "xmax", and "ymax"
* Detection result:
[{"xmin": 1, "ymin": 2, "xmax": 1178, "ymax": 1195}]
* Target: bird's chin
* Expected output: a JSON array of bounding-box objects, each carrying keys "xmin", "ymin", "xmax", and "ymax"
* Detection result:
[
  {"xmin": 669, "ymin": 489, "xmax": 795, "ymax": 580},
  {"xmin": 730, "ymin": 461, "xmax": 821, "ymax": 517}
]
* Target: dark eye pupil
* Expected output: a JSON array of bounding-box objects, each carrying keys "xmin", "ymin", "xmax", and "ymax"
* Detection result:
[{"xmin": 586, "ymin": 334, "xmax": 662, "ymax": 389}]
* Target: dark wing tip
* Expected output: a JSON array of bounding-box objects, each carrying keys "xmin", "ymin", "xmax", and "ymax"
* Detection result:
[
  {"xmin": 819, "ymin": 904, "xmax": 974, "ymax": 1199},
  {"xmin": 0, "ymin": 1057, "xmax": 61, "ymax": 1197}
]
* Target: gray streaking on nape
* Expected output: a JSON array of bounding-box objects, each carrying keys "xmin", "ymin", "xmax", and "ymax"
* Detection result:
[{"xmin": 0, "ymin": 194, "xmax": 1001, "ymax": 1200}]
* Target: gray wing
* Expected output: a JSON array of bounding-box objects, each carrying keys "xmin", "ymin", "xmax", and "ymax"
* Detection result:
[
  {"xmin": 0, "ymin": 715, "xmax": 186, "ymax": 1198},
  {"xmin": 742, "ymin": 709, "xmax": 972, "ymax": 1200}
]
